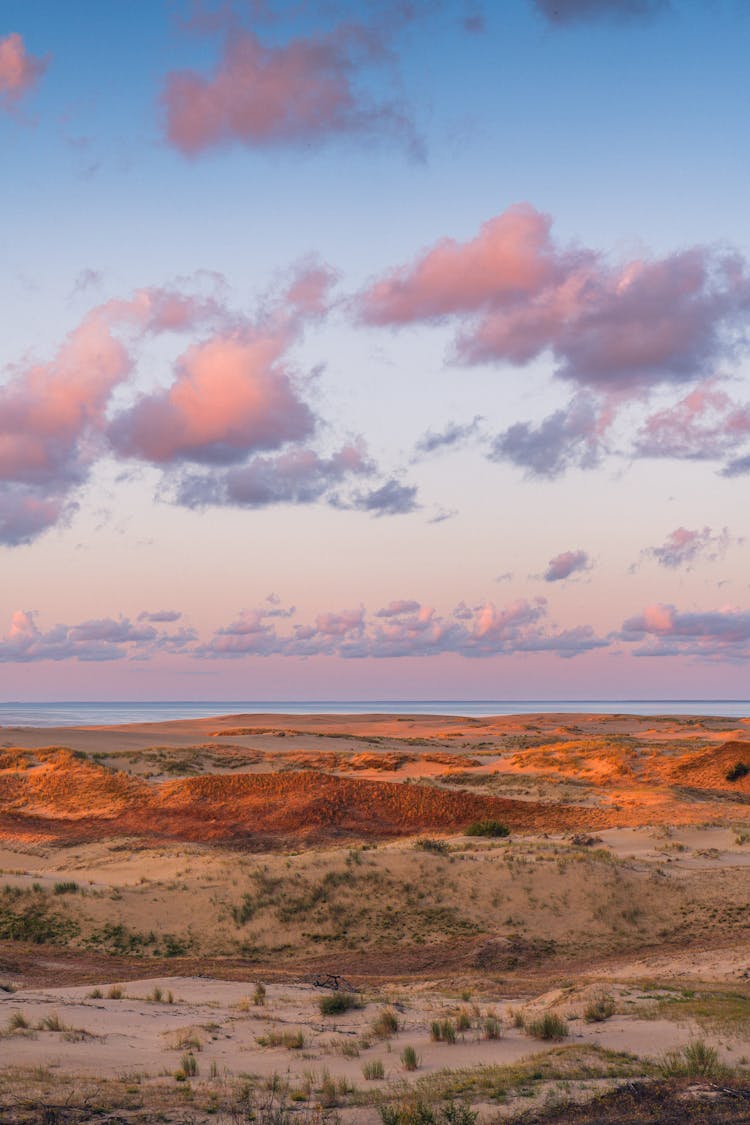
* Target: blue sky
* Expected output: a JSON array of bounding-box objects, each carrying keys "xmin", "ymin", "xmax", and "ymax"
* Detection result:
[{"xmin": 1, "ymin": 0, "xmax": 750, "ymax": 699}]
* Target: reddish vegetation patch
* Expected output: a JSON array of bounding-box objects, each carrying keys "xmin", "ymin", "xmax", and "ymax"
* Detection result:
[
  {"xmin": 0, "ymin": 751, "xmax": 619, "ymax": 845},
  {"xmin": 666, "ymin": 740, "xmax": 750, "ymax": 791}
]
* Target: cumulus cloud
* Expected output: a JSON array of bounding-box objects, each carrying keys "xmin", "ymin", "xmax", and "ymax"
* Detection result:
[
  {"xmin": 489, "ymin": 395, "xmax": 605, "ymax": 478},
  {"xmin": 0, "ymin": 610, "xmax": 195, "ymax": 664},
  {"xmin": 0, "ymin": 265, "xmax": 393, "ymax": 545},
  {"xmin": 543, "ymin": 549, "xmax": 591, "ymax": 582},
  {"xmin": 642, "ymin": 526, "xmax": 733, "ymax": 570},
  {"xmin": 0, "ymin": 32, "xmax": 47, "ymax": 110},
  {"xmin": 358, "ymin": 202, "xmax": 750, "ymax": 394},
  {"xmin": 532, "ymin": 0, "xmax": 668, "ymax": 24},
  {"xmin": 162, "ymin": 22, "xmax": 420, "ymax": 157},
  {"xmin": 199, "ymin": 596, "xmax": 606, "ymax": 660},
  {"xmin": 620, "ymin": 603, "xmax": 750, "ymax": 662},
  {"xmin": 109, "ymin": 331, "xmax": 315, "ymax": 465}
]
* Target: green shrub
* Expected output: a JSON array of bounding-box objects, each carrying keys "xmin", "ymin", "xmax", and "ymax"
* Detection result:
[
  {"xmin": 525, "ymin": 1012, "xmax": 568, "ymax": 1041},
  {"xmin": 319, "ymin": 991, "xmax": 361, "ymax": 1016},
  {"xmin": 0, "ymin": 902, "xmax": 79, "ymax": 945},
  {"xmin": 658, "ymin": 1039, "xmax": 725, "ymax": 1080},
  {"xmin": 483, "ymin": 1015, "xmax": 501, "ymax": 1039},
  {"xmin": 464, "ymin": 820, "xmax": 510, "ymax": 838}
]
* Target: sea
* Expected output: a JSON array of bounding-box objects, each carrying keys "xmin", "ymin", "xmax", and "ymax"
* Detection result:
[{"xmin": 1, "ymin": 700, "xmax": 749, "ymax": 727}]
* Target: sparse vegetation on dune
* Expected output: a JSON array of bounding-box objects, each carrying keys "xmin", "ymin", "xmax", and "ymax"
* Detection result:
[{"xmin": 2, "ymin": 712, "xmax": 750, "ymax": 1123}]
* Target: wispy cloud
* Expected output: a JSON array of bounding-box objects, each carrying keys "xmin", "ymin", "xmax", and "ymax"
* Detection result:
[{"xmin": 0, "ymin": 33, "xmax": 48, "ymax": 111}]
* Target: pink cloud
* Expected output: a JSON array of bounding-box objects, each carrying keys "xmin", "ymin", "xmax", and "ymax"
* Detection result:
[
  {"xmin": 359, "ymin": 204, "xmax": 750, "ymax": 392},
  {"xmin": 108, "ymin": 331, "xmax": 314, "ymax": 464},
  {"xmin": 643, "ymin": 526, "xmax": 733, "ymax": 570},
  {"xmin": 0, "ymin": 610, "xmax": 195, "ymax": 664},
  {"xmin": 621, "ymin": 603, "xmax": 750, "ymax": 661},
  {"xmin": 0, "ymin": 268, "xmax": 351, "ymax": 544},
  {"xmin": 199, "ymin": 596, "xmax": 606, "ymax": 660},
  {"xmin": 0, "ymin": 32, "xmax": 47, "ymax": 109},
  {"xmin": 162, "ymin": 26, "xmax": 418, "ymax": 156}
]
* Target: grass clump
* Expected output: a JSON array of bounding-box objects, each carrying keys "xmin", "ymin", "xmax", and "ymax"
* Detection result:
[
  {"xmin": 257, "ymin": 1028, "xmax": 305, "ymax": 1049},
  {"xmin": 179, "ymin": 1052, "xmax": 198, "ymax": 1078},
  {"xmin": 415, "ymin": 839, "xmax": 449, "ymax": 855},
  {"xmin": 53, "ymin": 880, "xmax": 79, "ymax": 895},
  {"xmin": 363, "ymin": 1059, "xmax": 385, "ymax": 1080},
  {"xmin": 380, "ymin": 1100, "xmax": 477, "ymax": 1125},
  {"xmin": 431, "ymin": 1019, "xmax": 457, "ymax": 1043},
  {"xmin": 525, "ymin": 1012, "xmax": 568, "ymax": 1041},
  {"xmin": 483, "ymin": 1014, "xmax": 501, "ymax": 1039},
  {"xmin": 39, "ymin": 1012, "xmax": 66, "ymax": 1032},
  {"xmin": 657, "ymin": 1039, "xmax": 725, "ymax": 1080},
  {"xmin": 464, "ymin": 820, "xmax": 510, "ymax": 838},
  {"xmin": 319, "ymin": 991, "xmax": 362, "ymax": 1016},
  {"xmin": 726, "ymin": 761, "xmax": 750, "ymax": 782},
  {"xmin": 7, "ymin": 1011, "xmax": 30, "ymax": 1031},
  {"xmin": 401, "ymin": 1045, "xmax": 419, "ymax": 1071},
  {"xmin": 372, "ymin": 1007, "xmax": 399, "ymax": 1038},
  {"xmin": 584, "ymin": 992, "xmax": 616, "ymax": 1023}
]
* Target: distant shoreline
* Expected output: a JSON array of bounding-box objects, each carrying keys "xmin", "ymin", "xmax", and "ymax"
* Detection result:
[{"xmin": 2, "ymin": 698, "xmax": 750, "ymax": 727}]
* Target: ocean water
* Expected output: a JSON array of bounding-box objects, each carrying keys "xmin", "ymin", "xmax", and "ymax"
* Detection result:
[{"xmin": 1, "ymin": 699, "xmax": 749, "ymax": 727}]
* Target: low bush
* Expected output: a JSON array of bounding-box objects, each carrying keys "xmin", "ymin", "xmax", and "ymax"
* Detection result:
[
  {"xmin": 464, "ymin": 820, "xmax": 510, "ymax": 838},
  {"xmin": 726, "ymin": 761, "xmax": 750, "ymax": 782},
  {"xmin": 319, "ymin": 991, "xmax": 361, "ymax": 1016},
  {"xmin": 658, "ymin": 1039, "xmax": 725, "ymax": 1080}
]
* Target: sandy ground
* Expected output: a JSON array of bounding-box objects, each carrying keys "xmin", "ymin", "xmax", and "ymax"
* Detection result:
[{"xmin": 2, "ymin": 711, "xmax": 750, "ymax": 1121}]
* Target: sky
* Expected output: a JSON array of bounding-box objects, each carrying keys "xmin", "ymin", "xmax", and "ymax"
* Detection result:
[{"xmin": 1, "ymin": 0, "xmax": 750, "ymax": 701}]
